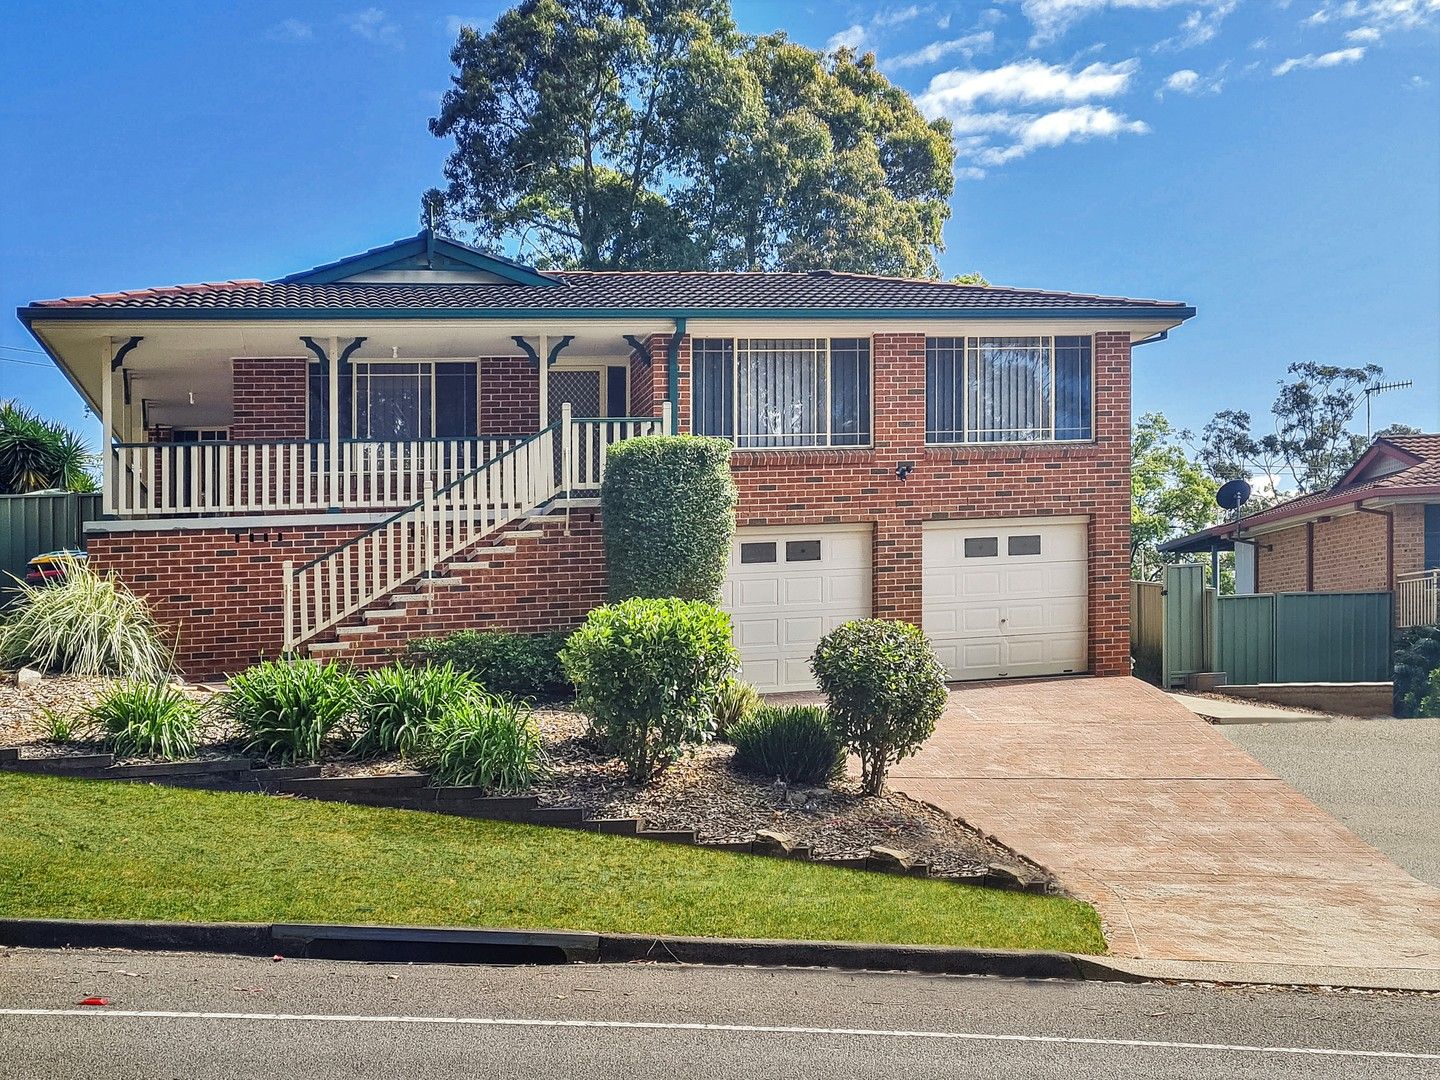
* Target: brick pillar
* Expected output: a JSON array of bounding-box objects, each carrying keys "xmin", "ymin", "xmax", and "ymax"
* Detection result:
[
  {"xmin": 479, "ymin": 355, "xmax": 540, "ymax": 435},
  {"xmin": 231, "ymin": 357, "xmax": 308, "ymax": 440},
  {"xmin": 1089, "ymin": 331, "xmax": 1133, "ymax": 676},
  {"xmin": 870, "ymin": 333, "xmax": 928, "ymax": 626},
  {"xmin": 643, "ymin": 333, "xmax": 690, "ymax": 431}
]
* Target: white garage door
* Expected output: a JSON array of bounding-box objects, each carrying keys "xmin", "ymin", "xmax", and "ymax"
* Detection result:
[
  {"xmin": 720, "ymin": 526, "xmax": 871, "ymax": 692},
  {"xmin": 923, "ymin": 518, "xmax": 1088, "ymax": 681}
]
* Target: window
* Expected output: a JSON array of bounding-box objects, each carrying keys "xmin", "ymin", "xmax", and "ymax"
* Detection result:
[
  {"xmin": 1008, "ymin": 534, "xmax": 1042, "ymax": 556},
  {"xmin": 964, "ymin": 536, "xmax": 999, "ymax": 558},
  {"xmin": 692, "ymin": 338, "xmax": 871, "ymax": 448},
  {"xmin": 925, "ymin": 336, "xmax": 1092, "ymax": 444},
  {"xmin": 786, "ymin": 540, "xmax": 822, "ymax": 562},
  {"xmin": 740, "ymin": 542, "xmax": 777, "ymax": 563},
  {"xmin": 309, "ymin": 360, "xmax": 479, "ymax": 440}
]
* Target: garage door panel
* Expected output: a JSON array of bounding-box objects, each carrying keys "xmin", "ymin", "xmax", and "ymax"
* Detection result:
[
  {"xmin": 723, "ymin": 526, "xmax": 871, "ymax": 693},
  {"xmin": 923, "ymin": 519, "xmax": 1089, "ymax": 682}
]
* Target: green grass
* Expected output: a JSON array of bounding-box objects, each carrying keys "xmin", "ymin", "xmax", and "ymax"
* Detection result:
[{"xmin": 0, "ymin": 773, "xmax": 1105, "ymax": 954}]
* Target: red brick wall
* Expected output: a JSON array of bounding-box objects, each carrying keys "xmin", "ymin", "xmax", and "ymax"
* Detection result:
[
  {"xmin": 87, "ymin": 514, "xmax": 606, "ymax": 676},
  {"xmin": 231, "ymin": 357, "xmax": 307, "ymax": 440},
  {"xmin": 87, "ymin": 522, "xmax": 369, "ymax": 674},
  {"xmin": 630, "ymin": 348, "xmax": 658, "ymax": 418},
  {"xmin": 479, "ymin": 356, "xmax": 538, "ymax": 435},
  {"xmin": 1257, "ymin": 502, "xmax": 1430, "ymax": 592}
]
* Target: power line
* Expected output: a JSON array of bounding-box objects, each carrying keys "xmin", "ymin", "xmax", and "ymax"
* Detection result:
[
  {"xmin": 0, "ymin": 344, "xmax": 45, "ymax": 355},
  {"xmin": 0, "ymin": 355, "xmax": 53, "ymax": 368}
]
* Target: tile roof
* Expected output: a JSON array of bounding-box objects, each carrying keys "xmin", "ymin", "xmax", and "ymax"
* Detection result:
[
  {"xmin": 23, "ymin": 271, "xmax": 1194, "ymax": 319},
  {"xmin": 1159, "ymin": 434, "xmax": 1440, "ymax": 549}
]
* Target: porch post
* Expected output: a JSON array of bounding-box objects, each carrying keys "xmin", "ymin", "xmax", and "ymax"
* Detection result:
[
  {"xmin": 537, "ymin": 334, "xmax": 549, "ymax": 431},
  {"xmin": 328, "ymin": 334, "xmax": 340, "ymax": 507},
  {"xmin": 101, "ymin": 338, "xmax": 115, "ymax": 515}
]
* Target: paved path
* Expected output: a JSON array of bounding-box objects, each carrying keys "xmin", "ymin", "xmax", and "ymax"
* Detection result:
[
  {"xmin": 1217, "ymin": 715, "xmax": 1440, "ymax": 888},
  {"xmin": 1171, "ymin": 693, "xmax": 1332, "ymax": 723},
  {"xmin": 2, "ymin": 949, "xmax": 1437, "ymax": 1079},
  {"xmin": 885, "ymin": 677, "xmax": 1440, "ymax": 970}
]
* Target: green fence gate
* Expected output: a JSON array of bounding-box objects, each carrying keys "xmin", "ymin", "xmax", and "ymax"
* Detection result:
[
  {"xmin": 1161, "ymin": 562, "xmax": 1209, "ymax": 688},
  {"xmin": 0, "ymin": 491, "xmax": 100, "ymax": 588}
]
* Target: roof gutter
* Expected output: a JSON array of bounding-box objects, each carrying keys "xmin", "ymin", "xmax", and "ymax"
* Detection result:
[
  {"xmin": 667, "ymin": 317, "xmax": 687, "ymax": 406},
  {"xmin": 1133, "ymin": 330, "xmax": 1168, "ymax": 346}
]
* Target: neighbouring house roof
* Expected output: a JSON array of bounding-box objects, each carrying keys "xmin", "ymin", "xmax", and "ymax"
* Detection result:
[
  {"xmin": 18, "ymin": 231, "xmax": 1196, "ymax": 323},
  {"xmin": 1159, "ymin": 434, "xmax": 1440, "ymax": 552}
]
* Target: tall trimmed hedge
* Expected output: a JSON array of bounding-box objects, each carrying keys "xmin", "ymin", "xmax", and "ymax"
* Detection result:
[{"xmin": 601, "ymin": 434, "xmax": 736, "ymax": 602}]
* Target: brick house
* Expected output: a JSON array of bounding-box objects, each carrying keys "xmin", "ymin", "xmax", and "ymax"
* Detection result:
[
  {"xmin": 1161, "ymin": 434, "xmax": 1440, "ymax": 627},
  {"xmin": 19, "ymin": 230, "xmax": 1195, "ymax": 689}
]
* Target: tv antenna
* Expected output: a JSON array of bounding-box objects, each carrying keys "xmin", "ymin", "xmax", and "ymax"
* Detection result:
[{"xmin": 1355, "ymin": 379, "xmax": 1413, "ymax": 437}]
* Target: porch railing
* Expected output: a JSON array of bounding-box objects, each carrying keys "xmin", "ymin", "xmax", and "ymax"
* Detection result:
[
  {"xmin": 283, "ymin": 403, "xmax": 672, "ymax": 649},
  {"xmin": 1396, "ymin": 569, "xmax": 1440, "ymax": 629},
  {"xmin": 108, "ymin": 436, "xmax": 520, "ymax": 517}
]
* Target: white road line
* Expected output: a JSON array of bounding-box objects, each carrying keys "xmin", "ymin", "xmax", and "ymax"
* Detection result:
[{"xmin": 0, "ymin": 1009, "xmax": 1435, "ymax": 1061}]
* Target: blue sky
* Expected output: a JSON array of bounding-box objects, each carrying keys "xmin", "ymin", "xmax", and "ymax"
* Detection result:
[{"xmin": 2, "ymin": 0, "xmax": 1437, "ymax": 444}]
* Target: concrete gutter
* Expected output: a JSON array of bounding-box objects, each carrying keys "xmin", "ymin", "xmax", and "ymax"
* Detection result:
[{"xmin": 3, "ymin": 918, "xmax": 1435, "ymax": 992}]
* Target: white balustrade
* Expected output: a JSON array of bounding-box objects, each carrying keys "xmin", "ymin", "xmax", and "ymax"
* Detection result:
[{"xmin": 1396, "ymin": 569, "xmax": 1440, "ymax": 629}]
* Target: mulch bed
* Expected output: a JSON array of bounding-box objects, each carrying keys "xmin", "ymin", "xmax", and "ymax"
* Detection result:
[{"xmin": 2, "ymin": 672, "xmax": 1031, "ymax": 882}]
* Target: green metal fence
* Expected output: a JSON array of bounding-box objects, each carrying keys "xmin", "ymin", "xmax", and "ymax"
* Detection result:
[
  {"xmin": 1204, "ymin": 589, "xmax": 1391, "ymax": 685},
  {"xmin": 0, "ymin": 491, "xmax": 100, "ymax": 588},
  {"xmin": 1161, "ymin": 563, "xmax": 1209, "ymax": 688}
]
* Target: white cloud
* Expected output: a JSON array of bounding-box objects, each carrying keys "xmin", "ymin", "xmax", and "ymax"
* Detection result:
[
  {"xmin": 1344, "ymin": 24, "xmax": 1384, "ymax": 39},
  {"xmin": 888, "ymin": 31, "xmax": 995, "ymax": 69},
  {"xmin": 343, "ymin": 8, "xmax": 402, "ymax": 46},
  {"xmin": 1154, "ymin": 0, "xmax": 1238, "ymax": 49},
  {"xmin": 267, "ymin": 18, "xmax": 312, "ymax": 43},
  {"xmin": 1157, "ymin": 66, "xmax": 1224, "ymax": 95},
  {"xmin": 826, "ymin": 24, "xmax": 868, "ymax": 51},
  {"xmin": 1250, "ymin": 36, "xmax": 1271, "ymax": 48},
  {"xmin": 1019, "ymin": 0, "xmax": 1212, "ymax": 44},
  {"xmin": 873, "ymin": 5, "xmax": 923, "ymax": 26},
  {"xmin": 917, "ymin": 58, "xmax": 1139, "ymax": 112},
  {"xmin": 1410, "ymin": 73, "xmax": 1432, "ymax": 87},
  {"xmin": 971, "ymin": 105, "xmax": 1151, "ymax": 164},
  {"xmin": 1301, "ymin": 0, "xmax": 1440, "ymax": 36},
  {"xmin": 1272, "ymin": 46, "xmax": 1367, "ymax": 74},
  {"xmin": 917, "ymin": 57, "xmax": 1149, "ymax": 169}
]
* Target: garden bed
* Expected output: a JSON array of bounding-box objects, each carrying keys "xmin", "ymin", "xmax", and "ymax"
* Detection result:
[{"xmin": 0, "ymin": 671, "xmax": 1034, "ymax": 886}]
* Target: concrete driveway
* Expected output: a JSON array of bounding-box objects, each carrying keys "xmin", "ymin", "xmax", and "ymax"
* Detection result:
[
  {"xmin": 1214, "ymin": 714, "xmax": 1440, "ymax": 888},
  {"xmin": 885, "ymin": 677, "xmax": 1440, "ymax": 971}
]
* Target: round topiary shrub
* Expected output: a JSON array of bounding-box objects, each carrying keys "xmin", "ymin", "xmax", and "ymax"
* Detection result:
[
  {"xmin": 810, "ymin": 619, "xmax": 948, "ymax": 796},
  {"xmin": 600, "ymin": 435, "xmax": 736, "ymax": 602},
  {"xmin": 560, "ymin": 597, "xmax": 738, "ymax": 783}
]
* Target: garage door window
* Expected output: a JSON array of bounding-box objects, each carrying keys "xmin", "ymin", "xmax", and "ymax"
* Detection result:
[
  {"xmin": 925, "ymin": 336, "xmax": 1092, "ymax": 444},
  {"xmin": 964, "ymin": 536, "xmax": 999, "ymax": 557},
  {"xmin": 692, "ymin": 338, "xmax": 871, "ymax": 449},
  {"xmin": 1008, "ymin": 534, "xmax": 1042, "ymax": 556},
  {"xmin": 740, "ymin": 542, "xmax": 777, "ymax": 563},
  {"xmin": 786, "ymin": 540, "xmax": 822, "ymax": 561}
]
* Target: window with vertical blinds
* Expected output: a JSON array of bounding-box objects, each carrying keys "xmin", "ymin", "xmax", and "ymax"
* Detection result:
[
  {"xmin": 925, "ymin": 336, "xmax": 1092, "ymax": 443},
  {"xmin": 692, "ymin": 337, "xmax": 871, "ymax": 448}
]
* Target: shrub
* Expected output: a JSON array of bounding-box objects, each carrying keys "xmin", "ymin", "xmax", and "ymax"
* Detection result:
[
  {"xmin": 91, "ymin": 681, "xmax": 199, "ymax": 760},
  {"xmin": 414, "ymin": 694, "xmax": 543, "ymax": 790},
  {"xmin": 1420, "ymin": 667, "xmax": 1440, "ymax": 719},
  {"xmin": 729, "ymin": 705, "xmax": 844, "ymax": 785},
  {"xmin": 561, "ymin": 597, "xmax": 738, "ymax": 783},
  {"xmin": 0, "ymin": 559, "xmax": 170, "ymax": 678},
  {"xmin": 355, "ymin": 662, "xmax": 482, "ymax": 757},
  {"xmin": 38, "ymin": 707, "xmax": 76, "ymax": 743},
  {"xmin": 407, "ymin": 630, "xmax": 567, "ymax": 698},
  {"xmin": 600, "ymin": 435, "xmax": 736, "ymax": 602},
  {"xmin": 219, "ymin": 659, "xmax": 358, "ymax": 764},
  {"xmin": 1394, "ymin": 624, "xmax": 1440, "ymax": 718},
  {"xmin": 711, "ymin": 676, "xmax": 761, "ymax": 739},
  {"xmin": 811, "ymin": 619, "xmax": 948, "ymax": 796}
]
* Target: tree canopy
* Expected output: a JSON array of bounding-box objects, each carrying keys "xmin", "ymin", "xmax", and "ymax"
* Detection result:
[
  {"xmin": 1131, "ymin": 413, "xmax": 1219, "ymax": 580},
  {"xmin": 428, "ymin": 0, "xmax": 956, "ymax": 273},
  {"xmin": 0, "ymin": 401, "xmax": 98, "ymax": 495}
]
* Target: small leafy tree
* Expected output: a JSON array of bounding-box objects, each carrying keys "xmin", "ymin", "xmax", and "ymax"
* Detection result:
[
  {"xmin": 561, "ymin": 597, "xmax": 737, "ymax": 783},
  {"xmin": 1131, "ymin": 413, "xmax": 1221, "ymax": 581},
  {"xmin": 600, "ymin": 435, "xmax": 736, "ymax": 602},
  {"xmin": 810, "ymin": 619, "xmax": 947, "ymax": 796}
]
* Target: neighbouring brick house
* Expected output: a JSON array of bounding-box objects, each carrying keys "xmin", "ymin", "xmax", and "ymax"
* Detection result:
[
  {"xmin": 1162, "ymin": 434, "xmax": 1440, "ymax": 628},
  {"xmin": 19, "ymin": 230, "xmax": 1194, "ymax": 689}
]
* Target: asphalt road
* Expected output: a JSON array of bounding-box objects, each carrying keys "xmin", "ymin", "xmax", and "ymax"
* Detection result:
[
  {"xmin": 1218, "ymin": 717, "xmax": 1440, "ymax": 886},
  {"xmin": 1, "ymin": 948, "xmax": 1437, "ymax": 1079}
]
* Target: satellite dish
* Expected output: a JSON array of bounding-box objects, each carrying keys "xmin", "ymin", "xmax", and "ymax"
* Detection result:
[{"xmin": 1216, "ymin": 478, "xmax": 1252, "ymax": 511}]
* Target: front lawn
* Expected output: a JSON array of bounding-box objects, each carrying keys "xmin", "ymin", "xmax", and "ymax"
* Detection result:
[{"xmin": 0, "ymin": 773, "xmax": 1105, "ymax": 953}]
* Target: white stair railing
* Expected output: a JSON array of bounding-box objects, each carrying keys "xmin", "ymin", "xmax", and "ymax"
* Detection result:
[{"xmin": 284, "ymin": 425, "xmax": 560, "ymax": 650}]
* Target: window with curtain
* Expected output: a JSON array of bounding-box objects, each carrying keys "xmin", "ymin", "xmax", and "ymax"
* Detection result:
[
  {"xmin": 925, "ymin": 335, "xmax": 1092, "ymax": 443},
  {"xmin": 691, "ymin": 337, "xmax": 870, "ymax": 448},
  {"xmin": 309, "ymin": 360, "xmax": 479, "ymax": 440}
]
